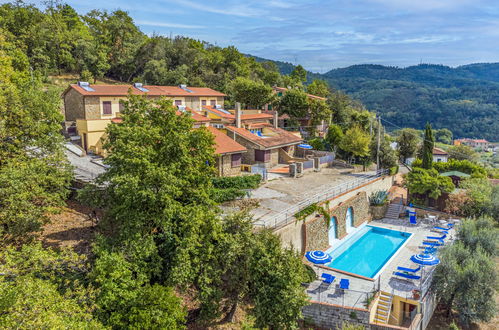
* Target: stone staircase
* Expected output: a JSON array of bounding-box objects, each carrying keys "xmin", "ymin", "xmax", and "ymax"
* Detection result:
[
  {"xmin": 384, "ymin": 198, "xmax": 404, "ymax": 220},
  {"xmin": 374, "ymin": 291, "xmax": 394, "ymax": 324}
]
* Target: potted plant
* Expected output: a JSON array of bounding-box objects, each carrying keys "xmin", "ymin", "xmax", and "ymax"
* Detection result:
[
  {"xmin": 412, "ymin": 289, "xmax": 421, "ymax": 300},
  {"xmin": 369, "ymin": 190, "xmax": 389, "ymax": 220}
]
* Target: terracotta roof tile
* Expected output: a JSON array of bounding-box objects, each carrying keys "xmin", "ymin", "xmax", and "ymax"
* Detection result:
[
  {"xmin": 184, "ymin": 107, "xmax": 211, "ymax": 122},
  {"xmin": 225, "ymin": 125, "xmax": 302, "ymax": 149},
  {"xmin": 433, "ymin": 147, "xmax": 449, "ymax": 155},
  {"xmin": 67, "ymin": 84, "xmax": 225, "ymax": 97},
  {"xmin": 203, "ymin": 106, "xmax": 235, "ymax": 119},
  {"xmin": 240, "ymin": 113, "xmax": 273, "ymax": 121},
  {"xmin": 206, "ymin": 126, "xmax": 246, "ymax": 155}
]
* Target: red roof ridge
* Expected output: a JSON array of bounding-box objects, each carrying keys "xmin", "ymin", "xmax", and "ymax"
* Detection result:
[{"xmin": 206, "ymin": 126, "xmax": 246, "ymax": 155}]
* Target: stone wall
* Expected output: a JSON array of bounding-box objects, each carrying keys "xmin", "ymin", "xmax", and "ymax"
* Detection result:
[
  {"xmin": 275, "ymin": 175, "xmax": 394, "ymax": 252},
  {"xmin": 217, "ymin": 154, "xmax": 242, "ymax": 177},
  {"xmin": 302, "ymin": 302, "xmax": 370, "ymax": 329},
  {"xmin": 329, "ymin": 191, "xmax": 370, "ymax": 239},
  {"xmin": 63, "ymin": 88, "xmax": 85, "ymax": 122},
  {"xmin": 84, "ymin": 96, "xmax": 101, "ymax": 120},
  {"xmin": 303, "ymin": 192, "xmax": 371, "ymax": 252},
  {"xmin": 304, "ymin": 215, "xmax": 329, "ymax": 251},
  {"xmin": 230, "ymin": 132, "xmax": 280, "ymax": 168},
  {"xmin": 370, "ymin": 204, "xmax": 388, "ymax": 220}
]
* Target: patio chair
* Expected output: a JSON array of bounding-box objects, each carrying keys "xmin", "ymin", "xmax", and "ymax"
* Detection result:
[
  {"xmin": 409, "ymin": 215, "xmax": 417, "ymax": 226},
  {"xmin": 339, "ymin": 279, "xmax": 350, "ymax": 290},
  {"xmin": 321, "ymin": 273, "xmax": 335, "ymax": 285},
  {"xmin": 396, "ymin": 265, "xmax": 421, "ymax": 273},
  {"xmin": 394, "ymin": 272, "xmax": 421, "ymax": 280}
]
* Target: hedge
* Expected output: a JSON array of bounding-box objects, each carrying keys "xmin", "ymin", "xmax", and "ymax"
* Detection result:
[{"xmin": 211, "ymin": 174, "xmax": 262, "ymax": 189}]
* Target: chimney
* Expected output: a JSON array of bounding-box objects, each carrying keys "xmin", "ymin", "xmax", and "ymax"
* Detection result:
[
  {"xmin": 235, "ymin": 102, "xmax": 242, "ymax": 128},
  {"xmin": 273, "ymin": 110, "xmax": 279, "ymax": 128}
]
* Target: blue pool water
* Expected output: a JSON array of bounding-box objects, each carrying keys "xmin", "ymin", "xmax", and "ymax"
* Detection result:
[{"xmin": 327, "ymin": 226, "xmax": 411, "ymax": 278}]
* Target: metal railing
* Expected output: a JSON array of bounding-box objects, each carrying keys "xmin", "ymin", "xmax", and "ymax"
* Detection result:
[
  {"xmin": 310, "ymin": 285, "xmax": 376, "ymax": 310},
  {"xmin": 254, "ymin": 169, "xmax": 389, "ymax": 229}
]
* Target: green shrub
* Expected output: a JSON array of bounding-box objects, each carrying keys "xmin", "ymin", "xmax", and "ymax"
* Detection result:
[
  {"xmin": 211, "ymin": 174, "xmax": 261, "ymax": 189},
  {"xmin": 390, "ymin": 165, "xmax": 399, "ymax": 175},
  {"xmin": 308, "ymin": 138, "xmax": 326, "ymax": 151},
  {"xmin": 369, "ymin": 190, "xmax": 389, "ymax": 206},
  {"xmin": 210, "ymin": 188, "xmax": 246, "ymax": 203}
]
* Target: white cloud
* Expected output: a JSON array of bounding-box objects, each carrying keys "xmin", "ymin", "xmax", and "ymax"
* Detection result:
[
  {"xmin": 166, "ymin": 0, "xmax": 265, "ymax": 17},
  {"xmin": 136, "ymin": 20, "xmax": 205, "ymax": 29}
]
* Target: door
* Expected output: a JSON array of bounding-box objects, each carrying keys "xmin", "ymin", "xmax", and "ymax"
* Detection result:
[{"xmin": 82, "ymin": 133, "xmax": 88, "ymax": 151}]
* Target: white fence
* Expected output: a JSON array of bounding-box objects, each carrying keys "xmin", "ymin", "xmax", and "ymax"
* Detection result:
[{"xmin": 254, "ymin": 169, "xmax": 389, "ymax": 229}]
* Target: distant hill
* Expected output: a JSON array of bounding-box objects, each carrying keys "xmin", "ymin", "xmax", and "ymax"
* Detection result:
[
  {"xmin": 321, "ymin": 63, "xmax": 499, "ymax": 141},
  {"xmin": 247, "ymin": 55, "xmax": 297, "ymax": 76},
  {"xmin": 253, "ymin": 57, "xmax": 499, "ymax": 141}
]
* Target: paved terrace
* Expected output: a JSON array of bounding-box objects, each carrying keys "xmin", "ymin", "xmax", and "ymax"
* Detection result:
[
  {"xmin": 305, "ymin": 217, "xmax": 457, "ymax": 308},
  {"xmin": 247, "ymin": 168, "xmax": 381, "ymax": 228}
]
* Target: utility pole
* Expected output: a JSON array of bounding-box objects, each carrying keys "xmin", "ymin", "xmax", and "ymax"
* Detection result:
[{"xmin": 376, "ymin": 115, "xmax": 381, "ymax": 171}]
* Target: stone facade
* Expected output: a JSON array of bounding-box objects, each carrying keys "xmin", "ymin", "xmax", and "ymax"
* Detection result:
[
  {"xmin": 302, "ymin": 302, "xmax": 370, "ymax": 329},
  {"xmin": 216, "ymin": 154, "xmax": 242, "ymax": 177},
  {"xmin": 63, "ymin": 88, "xmax": 85, "ymax": 122},
  {"xmin": 304, "ymin": 215, "xmax": 329, "ymax": 251},
  {"xmin": 84, "ymin": 96, "xmax": 101, "ymax": 120},
  {"xmin": 370, "ymin": 204, "xmax": 388, "ymax": 220},
  {"xmin": 304, "ymin": 192, "xmax": 371, "ymax": 252},
  {"xmin": 229, "ymin": 133, "xmax": 280, "ymax": 168}
]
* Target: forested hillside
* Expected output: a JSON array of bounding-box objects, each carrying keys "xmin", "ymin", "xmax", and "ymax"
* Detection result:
[{"xmin": 321, "ymin": 64, "xmax": 499, "ymax": 141}]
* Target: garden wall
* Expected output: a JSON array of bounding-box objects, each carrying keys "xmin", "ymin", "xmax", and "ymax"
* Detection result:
[{"xmin": 302, "ymin": 302, "xmax": 370, "ymax": 329}]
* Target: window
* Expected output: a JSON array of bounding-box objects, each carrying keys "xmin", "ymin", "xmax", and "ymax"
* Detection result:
[
  {"xmin": 119, "ymin": 100, "xmax": 125, "ymax": 113},
  {"xmin": 231, "ymin": 153, "xmax": 242, "ymax": 167},
  {"xmin": 255, "ymin": 150, "xmax": 270, "ymax": 162},
  {"xmin": 174, "ymin": 100, "xmax": 182, "ymax": 106},
  {"xmin": 210, "ymin": 100, "xmax": 216, "ymax": 106},
  {"xmin": 102, "ymin": 101, "xmax": 112, "ymax": 115},
  {"xmin": 201, "ymin": 100, "xmax": 207, "ymax": 106}
]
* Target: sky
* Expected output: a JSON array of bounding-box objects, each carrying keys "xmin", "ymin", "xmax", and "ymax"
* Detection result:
[{"xmin": 26, "ymin": 0, "xmax": 499, "ymax": 72}]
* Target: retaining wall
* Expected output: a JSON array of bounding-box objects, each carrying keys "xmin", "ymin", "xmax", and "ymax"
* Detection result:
[
  {"xmin": 302, "ymin": 302, "xmax": 370, "ymax": 329},
  {"xmin": 275, "ymin": 175, "xmax": 394, "ymax": 252}
]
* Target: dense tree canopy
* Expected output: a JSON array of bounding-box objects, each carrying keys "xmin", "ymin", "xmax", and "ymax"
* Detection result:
[
  {"xmin": 0, "ymin": 33, "xmax": 70, "ymax": 244},
  {"xmin": 320, "ymin": 64, "xmax": 499, "ymax": 141}
]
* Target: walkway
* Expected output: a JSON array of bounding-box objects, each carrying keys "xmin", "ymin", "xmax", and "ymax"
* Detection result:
[{"xmin": 249, "ymin": 169, "xmax": 385, "ymax": 228}]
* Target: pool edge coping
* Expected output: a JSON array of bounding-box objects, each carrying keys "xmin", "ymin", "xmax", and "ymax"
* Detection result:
[{"xmin": 320, "ymin": 225, "xmax": 414, "ymax": 281}]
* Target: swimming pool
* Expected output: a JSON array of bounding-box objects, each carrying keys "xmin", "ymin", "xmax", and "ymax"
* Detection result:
[{"xmin": 326, "ymin": 225, "xmax": 411, "ymax": 278}]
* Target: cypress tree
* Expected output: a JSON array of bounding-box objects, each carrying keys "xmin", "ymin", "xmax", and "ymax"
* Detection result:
[{"xmin": 422, "ymin": 122, "xmax": 434, "ymax": 169}]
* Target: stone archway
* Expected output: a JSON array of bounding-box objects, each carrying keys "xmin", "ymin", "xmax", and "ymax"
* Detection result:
[
  {"xmin": 328, "ymin": 216, "xmax": 338, "ymax": 246},
  {"xmin": 345, "ymin": 207, "xmax": 354, "ymax": 234}
]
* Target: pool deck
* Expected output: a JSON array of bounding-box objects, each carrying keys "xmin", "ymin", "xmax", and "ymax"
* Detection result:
[{"xmin": 305, "ymin": 217, "xmax": 457, "ymax": 308}]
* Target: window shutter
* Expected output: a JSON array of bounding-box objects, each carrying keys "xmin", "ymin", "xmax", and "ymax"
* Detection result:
[
  {"xmin": 231, "ymin": 153, "xmax": 242, "ymax": 167},
  {"xmin": 202, "ymin": 100, "xmax": 207, "ymax": 106},
  {"xmin": 103, "ymin": 101, "xmax": 112, "ymax": 115},
  {"xmin": 210, "ymin": 100, "xmax": 216, "ymax": 106},
  {"xmin": 255, "ymin": 150, "xmax": 264, "ymax": 162}
]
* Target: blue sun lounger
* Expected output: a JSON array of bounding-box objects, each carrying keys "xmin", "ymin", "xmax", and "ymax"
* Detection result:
[
  {"xmin": 394, "ymin": 272, "xmax": 421, "ymax": 280},
  {"xmin": 422, "ymin": 241, "xmax": 444, "ymax": 247},
  {"xmin": 397, "ymin": 265, "xmax": 421, "ymax": 273},
  {"xmin": 426, "ymin": 234, "xmax": 447, "ymax": 240},
  {"xmin": 339, "ymin": 279, "xmax": 350, "ymax": 290},
  {"xmin": 422, "ymin": 247, "xmax": 437, "ymax": 254},
  {"xmin": 321, "ymin": 273, "xmax": 335, "ymax": 284}
]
